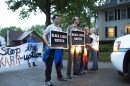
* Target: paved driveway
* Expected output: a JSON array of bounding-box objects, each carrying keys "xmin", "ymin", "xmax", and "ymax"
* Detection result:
[{"xmin": 0, "ymin": 61, "xmax": 130, "ymax": 86}]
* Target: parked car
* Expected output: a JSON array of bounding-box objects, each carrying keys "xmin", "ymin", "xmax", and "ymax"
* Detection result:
[{"xmin": 111, "ymin": 34, "xmax": 130, "ymax": 77}]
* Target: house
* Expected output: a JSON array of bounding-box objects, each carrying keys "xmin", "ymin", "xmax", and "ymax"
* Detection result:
[
  {"xmin": 97, "ymin": 0, "xmax": 130, "ymax": 40},
  {"xmin": 6, "ymin": 30, "xmax": 43, "ymax": 46},
  {"xmin": 0, "ymin": 36, "xmax": 6, "ymax": 47}
]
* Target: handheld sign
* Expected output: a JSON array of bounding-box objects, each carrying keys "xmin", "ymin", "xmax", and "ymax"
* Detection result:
[
  {"xmin": 50, "ymin": 30, "xmax": 68, "ymax": 49},
  {"xmin": 71, "ymin": 30, "xmax": 85, "ymax": 46}
]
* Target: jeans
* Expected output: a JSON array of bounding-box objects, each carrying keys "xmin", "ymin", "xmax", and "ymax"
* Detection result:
[{"xmin": 90, "ymin": 49, "xmax": 98, "ymax": 69}]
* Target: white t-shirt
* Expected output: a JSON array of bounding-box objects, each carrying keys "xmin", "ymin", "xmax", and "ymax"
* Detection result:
[
  {"xmin": 44, "ymin": 24, "xmax": 62, "ymax": 43},
  {"xmin": 90, "ymin": 34, "xmax": 99, "ymax": 51}
]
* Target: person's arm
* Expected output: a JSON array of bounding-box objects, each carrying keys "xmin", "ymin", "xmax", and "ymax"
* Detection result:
[
  {"xmin": 43, "ymin": 25, "xmax": 50, "ymax": 46},
  {"xmin": 66, "ymin": 26, "xmax": 71, "ymax": 36},
  {"xmin": 86, "ymin": 43, "xmax": 91, "ymax": 46},
  {"xmin": 43, "ymin": 33, "xmax": 49, "ymax": 46}
]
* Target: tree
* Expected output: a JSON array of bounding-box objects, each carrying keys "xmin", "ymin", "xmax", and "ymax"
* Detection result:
[
  {"xmin": 6, "ymin": 0, "xmax": 106, "ymax": 27},
  {"xmin": 27, "ymin": 25, "xmax": 46, "ymax": 37},
  {"xmin": 6, "ymin": 0, "xmax": 70, "ymax": 26},
  {"xmin": 59, "ymin": 0, "xmax": 99, "ymax": 30},
  {"xmin": 0, "ymin": 26, "xmax": 22, "ymax": 38}
]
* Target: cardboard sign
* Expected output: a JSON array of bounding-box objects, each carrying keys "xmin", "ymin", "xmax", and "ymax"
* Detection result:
[
  {"xmin": 50, "ymin": 30, "xmax": 68, "ymax": 49},
  {"xmin": 71, "ymin": 30, "xmax": 85, "ymax": 46}
]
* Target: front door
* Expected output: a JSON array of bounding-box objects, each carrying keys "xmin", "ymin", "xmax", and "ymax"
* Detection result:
[{"xmin": 125, "ymin": 24, "xmax": 130, "ymax": 34}]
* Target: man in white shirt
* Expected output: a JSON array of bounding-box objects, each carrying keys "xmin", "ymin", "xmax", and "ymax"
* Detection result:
[{"xmin": 43, "ymin": 14, "xmax": 67, "ymax": 86}]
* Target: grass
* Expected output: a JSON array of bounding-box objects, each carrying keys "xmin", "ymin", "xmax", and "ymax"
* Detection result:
[
  {"xmin": 63, "ymin": 52, "xmax": 111, "ymax": 62},
  {"xmin": 98, "ymin": 52, "xmax": 111, "ymax": 62}
]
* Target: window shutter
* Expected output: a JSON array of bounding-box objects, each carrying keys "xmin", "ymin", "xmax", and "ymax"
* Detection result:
[
  {"xmin": 105, "ymin": 11, "xmax": 108, "ymax": 21},
  {"xmin": 105, "ymin": 27, "xmax": 108, "ymax": 38},
  {"xmin": 118, "ymin": 9, "xmax": 120, "ymax": 20},
  {"xmin": 127, "ymin": 7, "xmax": 130, "ymax": 19},
  {"xmin": 115, "ymin": 10, "xmax": 117, "ymax": 20},
  {"xmin": 115, "ymin": 26, "xmax": 117, "ymax": 37}
]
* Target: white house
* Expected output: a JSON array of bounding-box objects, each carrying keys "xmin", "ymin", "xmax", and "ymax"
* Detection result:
[
  {"xmin": 97, "ymin": 0, "xmax": 130, "ymax": 40},
  {"xmin": 0, "ymin": 36, "xmax": 6, "ymax": 47}
]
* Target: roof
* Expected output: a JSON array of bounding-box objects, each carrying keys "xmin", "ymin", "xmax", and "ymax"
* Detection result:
[
  {"xmin": 17, "ymin": 31, "xmax": 32, "ymax": 40},
  {"xmin": 9, "ymin": 30, "xmax": 23, "ymax": 41},
  {"xmin": 100, "ymin": 0, "xmax": 130, "ymax": 9},
  {"xmin": 9, "ymin": 30, "xmax": 43, "ymax": 41}
]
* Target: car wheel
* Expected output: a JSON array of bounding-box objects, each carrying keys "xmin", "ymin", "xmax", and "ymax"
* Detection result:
[
  {"xmin": 118, "ymin": 71, "xmax": 124, "ymax": 76},
  {"xmin": 128, "ymin": 62, "xmax": 130, "ymax": 77}
]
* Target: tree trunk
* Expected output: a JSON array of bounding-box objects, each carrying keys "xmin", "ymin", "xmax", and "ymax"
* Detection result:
[
  {"xmin": 45, "ymin": 12, "xmax": 51, "ymax": 27},
  {"xmin": 45, "ymin": 0, "xmax": 51, "ymax": 27}
]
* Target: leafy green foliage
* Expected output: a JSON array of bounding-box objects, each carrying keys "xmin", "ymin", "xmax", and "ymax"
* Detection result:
[
  {"xmin": 0, "ymin": 26, "xmax": 22, "ymax": 38},
  {"xmin": 5, "ymin": 0, "xmax": 107, "ymax": 26},
  {"xmin": 27, "ymin": 25, "xmax": 46, "ymax": 37},
  {"xmin": 99, "ymin": 44, "xmax": 113, "ymax": 52}
]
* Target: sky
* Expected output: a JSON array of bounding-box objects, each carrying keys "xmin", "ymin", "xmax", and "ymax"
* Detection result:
[{"xmin": 0, "ymin": 0, "xmax": 46, "ymax": 30}]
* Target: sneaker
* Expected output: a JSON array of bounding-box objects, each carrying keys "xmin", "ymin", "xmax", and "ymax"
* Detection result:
[
  {"xmin": 45, "ymin": 81, "xmax": 53, "ymax": 86},
  {"xmin": 33, "ymin": 64, "xmax": 37, "ymax": 66},
  {"xmin": 28, "ymin": 65, "xmax": 31, "ymax": 67},
  {"xmin": 28, "ymin": 63, "xmax": 31, "ymax": 67},
  {"xmin": 73, "ymin": 72, "xmax": 80, "ymax": 75},
  {"xmin": 67, "ymin": 75, "xmax": 72, "ymax": 79},
  {"xmin": 33, "ymin": 62, "xmax": 37, "ymax": 66},
  {"xmin": 58, "ymin": 77, "xmax": 67, "ymax": 81},
  {"xmin": 80, "ymin": 70, "xmax": 85, "ymax": 74}
]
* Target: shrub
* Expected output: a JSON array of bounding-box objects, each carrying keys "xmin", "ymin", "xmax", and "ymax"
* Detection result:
[
  {"xmin": 99, "ymin": 44, "xmax": 113, "ymax": 52},
  {"xmin": 99, "ymin": 40, "xmax": 114, "ymax": 44}
]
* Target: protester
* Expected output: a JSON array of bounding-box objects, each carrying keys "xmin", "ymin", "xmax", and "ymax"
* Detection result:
[
  {"xmin": 27, "ymin": 34, "xmax": 37, "ymax": 67},
  {"xmin": 80, "ymin": 27, "xmax": 92, "ymax": 73},
  {"xmin": 43, "ymin": 14, "xmax": 67, "ymax": 86},
  {"xmin": 66, "ymin": 16, "xmax": 82, "ymax": 79},
  {"xmin": 89, "ymin": 28, "xmax": 99, "ymax": 70}
]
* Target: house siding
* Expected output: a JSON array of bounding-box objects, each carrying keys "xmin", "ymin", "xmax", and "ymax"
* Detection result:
[{"xmin": 97, "ymin": 3, "xmax": 130, "ymax": 41}]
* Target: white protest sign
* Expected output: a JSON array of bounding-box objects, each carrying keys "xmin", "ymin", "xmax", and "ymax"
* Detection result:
[{"xmin": 0, "ymin": 42, "xmax": 43, "ymax": 68}]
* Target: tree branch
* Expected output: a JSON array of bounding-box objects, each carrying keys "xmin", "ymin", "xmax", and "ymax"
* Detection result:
[
  {"xmin": 51, "ymin": 0, "xmax": 59, "ymax": 5},
  {"xmin": 33, "ymin": 0, "xmax": 46, "ymax": 13}
]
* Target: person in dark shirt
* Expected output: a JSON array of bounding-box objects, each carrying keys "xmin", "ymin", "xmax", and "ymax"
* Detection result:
[{"xmin": 80, "ymin": 27, "xmax": 92, "ymax": 73}]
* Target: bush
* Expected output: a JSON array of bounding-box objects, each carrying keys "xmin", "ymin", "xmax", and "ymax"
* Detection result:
[
  {"xmin": 99, "ymin": 40, "xmax": 114, "ymax": 44},
  {"xmin": 99, "ymin": 44, "xmax": 113, "ymax": 52}
]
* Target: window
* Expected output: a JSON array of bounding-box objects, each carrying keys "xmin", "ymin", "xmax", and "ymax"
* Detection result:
[
  {"xmin": 127, "ymin": 7, "xmax": 130, "ymax": 19},
  {"xmin": 108, "ymin": 28, "xmax": 115, "ymax": 37},
  {"xmin": 105, "ymin": 26, "xmax": 117, "ymax": 38},
  {"xmin": 108, "ymin": 11, "xmax": 114, "ymax": 21},
  {"xmin": 119, "ymin": 0, "xmax": 130, "ymax": 3},
  {"xmin": 121, "ymin": 9, "xmax": 127, "ymax": 19},
  {"xmin": 125, "ymin": 0, "xmax": 130, "ymax": 2},
  {"xmin": 120, "ymin": 0, "xmax": 125, "ymax": 3}
]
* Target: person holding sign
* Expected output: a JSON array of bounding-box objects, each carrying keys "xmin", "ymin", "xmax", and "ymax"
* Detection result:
[
  {"xmin": 66, "ymin": 16, "xmax": 82, "ymax": 79},
  {"xmin": 43, "ymin": 14, "xmax": 67, "ymax": 86}
]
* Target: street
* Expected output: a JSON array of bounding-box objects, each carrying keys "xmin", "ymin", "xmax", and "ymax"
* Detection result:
[{"xmin": 0, "ymin": 60, "xmax": 130, "ymax": 86}]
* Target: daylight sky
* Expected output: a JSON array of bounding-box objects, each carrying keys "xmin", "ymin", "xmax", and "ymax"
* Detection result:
[{"xmin": 0, "ymin": 0, "xmax": 46, "ymax": 30}]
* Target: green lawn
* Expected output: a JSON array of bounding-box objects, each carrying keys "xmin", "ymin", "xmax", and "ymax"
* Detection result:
[
  {"xmin": 63, "ymin": 52, "xmax": 111, "ymax": 62},
  {"xmin": 98, "ymin": 52, "xmax": 111, "ymax": 62}
]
